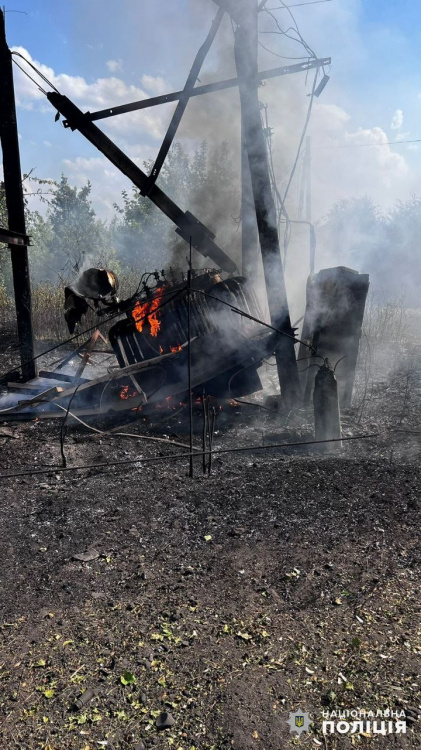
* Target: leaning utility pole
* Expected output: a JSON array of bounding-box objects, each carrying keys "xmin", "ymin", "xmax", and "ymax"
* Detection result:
[
  {"xmin": 0, "ymin": 9, "xmax": 36, "ymax": 380},
  {"xmin": 233, "ymin": 0, "xmax": 300, "ymax": 407},
  {"xmin": 241, "ymin": 91, "xmax": 259, "ymax": 278},
  {"xmin": 239, "ymin": 8, "xmax": 258, "ymax": 283}
]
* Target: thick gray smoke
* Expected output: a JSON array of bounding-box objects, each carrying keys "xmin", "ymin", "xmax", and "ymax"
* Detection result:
[{"xmin": 169, "ymin": 0, "xmax": 319, "ymax": 327}]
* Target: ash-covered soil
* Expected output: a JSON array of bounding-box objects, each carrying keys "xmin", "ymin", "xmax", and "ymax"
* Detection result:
[{"xmin": 0, "ymin": 329, "xmax": 421, "ymax": 749}]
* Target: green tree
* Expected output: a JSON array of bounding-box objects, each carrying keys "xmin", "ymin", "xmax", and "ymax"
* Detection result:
[
  {"xmin": 112, "ymin": 140, "xmax": 240, "ymax": 273},
  {"xmin": 46, "ymin": 174, "xmax": 107, "ymax": 280}
]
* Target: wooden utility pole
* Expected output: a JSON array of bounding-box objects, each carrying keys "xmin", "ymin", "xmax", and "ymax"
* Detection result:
[
  {"xmin": 0, "ymin": 9, "xmax": 36, "ymax": 380},
  {"xmin": 305, "ymin": 135, "xmax": 312, "ymax": 223},
  {"xmin": 241, "ymin": 0, "xmax": 259, "ymax": 286},
  {"xmin": 241, "ymin": 98, "xmax": 259, "ymax": 277},
  {"xmin": 233, "ymin": 0, "xmax": 300, "ymax": 407}
]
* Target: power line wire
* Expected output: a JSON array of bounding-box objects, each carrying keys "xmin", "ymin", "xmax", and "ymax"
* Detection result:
[
  {"xmin": 11, "ymin": 51, "xmax": 59, "ymax": 93},
  {"xmin": 258, "ymin": 0, "xmax": 319, "ymax": 63},
  {"xmin": 266, "ymin": 0, "xmax": 333, "ymax": 8},
  {"xmin": 11, "ymin": 58, "xmax": 48, "ymax": 95},
  {"xmin": 264, "ymin": 3, "xmax": 317, "ymax": 59},
  {"xmin": 258, "ymin": 40, "xmax": 311, "ymax": 61},
  {"xmin": 315, "ymin": 139, "xmax": 421, "ymax": 149},
  {"xmin": 282, "ymin": 69, "xmax": 318, "ymax": 206},
  {"xmin": 0, "ymin": 434, "xmax": 378, "ymax": 481}
]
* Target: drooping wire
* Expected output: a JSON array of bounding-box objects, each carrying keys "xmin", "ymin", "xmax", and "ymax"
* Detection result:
[
  {"xmin": 264, "ymin": 3, "xmax": 317, "ymax": 59},
  {"xmin": 281, "ymin": 68, "xmax": 318, "ymax": 208},
  {"xmin": 266, "ymin": 0, "xmax": 334, "ymax": 9},
  {"xmin": 258, "ymin": 0, "xmax": 318, "ymax": 66},
  {"xmin": 11, "ymin": 51, "xmax": 60, "ymax": 94},
  {"xmin": 258, "ymin": 40, "xmax": 312, "ymax": 62},
  {"xmin": 11, "ymin": 58, "xmax": 48, "ymax": 96},
  {"xmin": 0, "ymin": 434, "xmax": 381, "ymax": 481},
  {"xmin": 259, "ymin": 22, "xmax": 315, "ymax": 61}
]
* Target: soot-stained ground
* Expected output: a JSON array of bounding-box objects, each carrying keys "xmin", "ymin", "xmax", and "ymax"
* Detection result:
[{"xmin": 0, "ymin": 329, "xmax": 420, "ymax": 749}]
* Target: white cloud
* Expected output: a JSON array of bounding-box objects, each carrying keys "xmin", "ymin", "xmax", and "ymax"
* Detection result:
[
  {"xmin": 308, "ymin": 107, "xmax": 411, "ymax": 216},
  {"xmin": 256, "ymin": 79, "xmax": 413, "ymax": 220},
  {"xmin": 11, "ymin": 46, "xmax": 167, "ymax": 141},
  {"xmin": 106, "ymin": 59, "xmax": 123, "ymax": 73},
  {"xmin": 391, "ymin": 109, "xmax": 404, "ymax": 131},
  {"xmin": 141, "ymin": 74, "xmax": 170, "ymax": 96}
]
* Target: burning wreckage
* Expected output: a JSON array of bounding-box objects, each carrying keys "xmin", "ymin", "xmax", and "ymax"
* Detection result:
[
  {"xmin": 0, "ymin": 263, "xmax": 369, "ymax": 429},
  {"xmin": 0, "ymin": 266, "xmax": 287, "ymax": 418},
  {"xmin": 0, "ymin": 2, "xmax": 369, "ymax": 444}
]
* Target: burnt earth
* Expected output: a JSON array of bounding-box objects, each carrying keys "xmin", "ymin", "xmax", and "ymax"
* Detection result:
[{"xmin": 0, "ymin": 410, "xmax": 420, "ymax": 749}]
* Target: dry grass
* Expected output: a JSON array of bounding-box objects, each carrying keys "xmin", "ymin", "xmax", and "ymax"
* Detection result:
[{"xmin": 0, "ymin": 271, "xmax": 143, "ymax": 345}]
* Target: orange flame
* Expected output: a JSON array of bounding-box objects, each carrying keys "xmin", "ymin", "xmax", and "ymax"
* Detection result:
[
  {"xmin": 132, "ymin": 286, "xmax": 167, "ymax": 337},
  {"xmin": 120, "ymin": 385, "xmax": 138, "ymax": 400},
  {"xmin": 170, "ymin": 345, "xmax": 182, "ymax": 353}
]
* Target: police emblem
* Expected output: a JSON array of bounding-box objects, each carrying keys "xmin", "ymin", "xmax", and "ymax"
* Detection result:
[{"xmin": 287, "ymin": 710, "xmax": 311, "ymax": 736}]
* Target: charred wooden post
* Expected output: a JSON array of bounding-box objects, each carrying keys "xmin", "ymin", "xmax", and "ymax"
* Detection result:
[
  {"xmin": 298, "ymin": 267, "xmax": 370, "ymax": 407},
  {"xmin": 0, "ymin": 10, "xmax": 36, "ymax": 381},
  {"xmin": 233, "ymin": 0, "xmax": 301, "ymax": 408},
  {"xmin": 313, "ymin": 359, "xmax": 342, "ymax": 449},
  {"xmin": 241, "ymin": 111, "xmax": 259, "ymax": 279}
]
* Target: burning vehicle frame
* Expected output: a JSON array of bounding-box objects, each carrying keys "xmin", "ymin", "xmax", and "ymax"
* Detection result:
[{"xmin": 0, "ymin": 1, "xmax": 369, "ymax": 469}]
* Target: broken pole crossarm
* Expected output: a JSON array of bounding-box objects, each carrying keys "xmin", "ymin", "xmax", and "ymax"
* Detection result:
[
  {"xmin": 0, "ymin": 226, "xmax": 30, "ymax": 246},
  {"xmin": 234, "ymin": 10, "xmax": 301, "ymax": 407},
  {"xmin": 47, "ymin": 92, "xmax": 236, "ymax": 274},
  {"xmin": 0, "ymin": 9, "xmax": 36, "ymax": 381},
  {"xmin": 85, "ymin": 58, "xmax": 331, "ymax": 123},
  {"xmin": 146, "ymin": 6, "xmax": 225, "ymax": 189}
]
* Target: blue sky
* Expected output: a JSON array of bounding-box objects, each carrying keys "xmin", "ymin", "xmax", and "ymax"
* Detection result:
[{"xmin": 3, "ymin": 0, "xmax": 421, "ymax": 220}]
